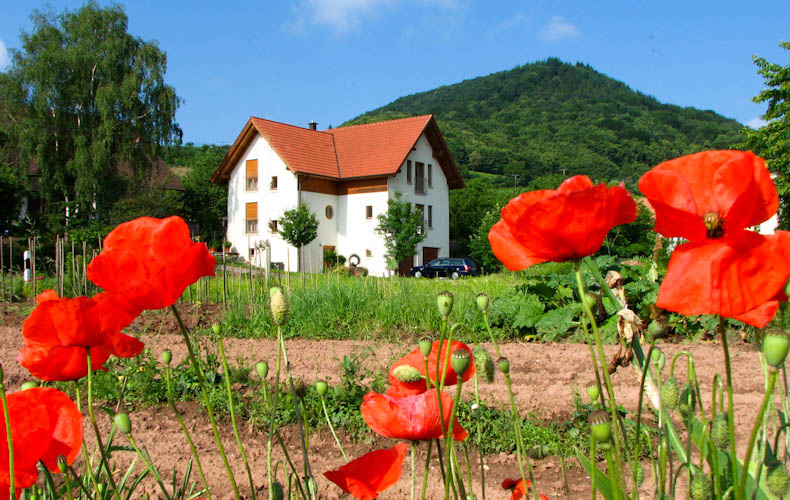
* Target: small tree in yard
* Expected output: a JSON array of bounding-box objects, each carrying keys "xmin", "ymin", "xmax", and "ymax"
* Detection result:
[
  {"xmin": 278, "ymin": 203, "xmax": 318, "ymax": 284},
  {"xmin": 376, "ymin": 192, "xmax": 427, "ymax": 276}
]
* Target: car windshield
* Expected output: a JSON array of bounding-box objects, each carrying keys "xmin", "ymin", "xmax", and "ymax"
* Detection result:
[{"xmin": 427, "ymin": 259, "xmax": 442, "ymax": 266}]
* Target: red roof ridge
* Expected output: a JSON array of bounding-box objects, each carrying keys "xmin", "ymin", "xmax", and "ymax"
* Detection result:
[
  {"xmin": 250, "ymin": 115, "xmax": 333, "ymax": 136},
  {"xmin": 328, "ymin": 114, "xmax": 433, "ymax": 133}
]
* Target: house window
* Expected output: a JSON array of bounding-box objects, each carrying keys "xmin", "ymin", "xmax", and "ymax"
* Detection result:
[
  {"xmin": 245, "ymin": 202, "xmax": 258, "ymax": 233},
  {"xmin": 365, "ymin": 249, "xmax": 372, "ymax": 258},
  {"xmin": 428, "ymin": 205, "xmax": 433, "ymax": 228},
  {"xmin": 246, "ymin": 160, "xmax": 258, "ymax": 191},
  {"xmin": 406, "ymin": 160, "xmax": 412, "ymax": 184},
  {"xmin": 416, "ymin": 204, "xmax": 425, "ymax": 234},
  {"xmin": 270, "ymin": 176, "xmax": 278, "ymax": 190},
  {"xmin": 428, "ymin": 164, "xmax": 432, "ymax": 188},
  {"xmin": 365, "ymin": 205, "xmax": 373, "ymax": 219},
  {"xmin": 415, "ymin": 162, "xmax": 426, "ymax": 194},
  {"xmin": 269, "ymin": 219, "xmax": 278, "ymax": 234},
  {"xmin": 325, "ymin": 205, "xmax": 334, "ymax": 219}
]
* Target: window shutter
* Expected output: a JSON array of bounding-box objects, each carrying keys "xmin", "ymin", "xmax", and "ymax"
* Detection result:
[
  {"xmin": 246, "ymin": 159, "xmax": 258, "ymax": 177},
  {"xmin": 246, "ymin": 202, "xmax": 258, "ymax": 219}
]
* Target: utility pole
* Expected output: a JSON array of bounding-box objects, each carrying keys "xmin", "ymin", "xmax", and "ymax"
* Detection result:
[{"xmin": 513, "ymin": 174, "xmax": 519, "ymax": 187}]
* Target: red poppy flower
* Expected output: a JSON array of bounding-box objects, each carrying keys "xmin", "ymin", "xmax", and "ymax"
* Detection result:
[
  {"xmin": 18, "ymin": 290, "xmax": 143, "ymax": 381},
  {"xmin": 323, "ymin": 443, "xmax": 408, "ymax": 500},
  {"xmin": 501, "ymin": 478, "xmax": 548, "ymax": 500},
  {"xmin": 639, "ymin": 151, "xmax": 790, "ymax": 326},
  {"xmin": 361, "ymin": 390, "xmax": 467, "ymax": 441},
  {"xmin": 387, "ymin": 340, "xmax": 475, "ymax": 397},
  {"xmin": 0, "ymin": 388, "xmax": 82, "ymax": 499},
  {"xmin": 87, "ymin": 216, "xmax": 216, "ymax": 311},
  {"xmin": 489, "ymin": 175, "xmax": 637, "ymax": 271}
]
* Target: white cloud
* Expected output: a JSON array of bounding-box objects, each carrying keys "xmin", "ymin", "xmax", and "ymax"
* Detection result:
[
  {"xmin": 746, "ymin": 116, "xmax": 767, "ymax": 129},
  {"xmin": 491, "ymin": 12, "xmax": 528, "ymax": 34},
  {"xmin": 539, "ymin": 16, "xmax": 580, "ymax": 42},
  {"xmin": 0, "ymin": 40, "xmax": 10, "ymax": 70},
  {"xmin": 290, "ymin": 0, "xmax": 396, "ymax": 35}
]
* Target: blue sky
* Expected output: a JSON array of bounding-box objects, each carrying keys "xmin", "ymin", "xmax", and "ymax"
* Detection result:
[{"xmin": 1, "ymin": 0, "xmax": 788, "ymax": 146}]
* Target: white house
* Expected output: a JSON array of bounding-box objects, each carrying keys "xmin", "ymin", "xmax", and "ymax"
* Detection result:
[{"xmin": 211, "ymin": 114, "xmax": 464, "ymax": 276}]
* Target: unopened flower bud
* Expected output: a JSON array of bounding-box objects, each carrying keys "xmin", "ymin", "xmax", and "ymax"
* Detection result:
[
  {"xmin": 586, "ymin": 385, "xmax": 600, "ymax": 402},
  {"xmin": 472, "ymin": 346, "xmax": 494, "ymax": 383},
  {"xmin": 315, "ymin": 380, "xmax": 328, "ymax": 397},
  {"xmin": 475, "ymin": 293, "xmax": 490, "ymax": 313},
  {"xmin": 292, "ymin": 377, "xmax": 306, "ymax": 399},
  {"xmin": 256, "ymin": 361, "xmax": 268, "ymax": 379},
  {"xmin": 650, "ymin": 348, "xmax": 665, "ymax": 372},
  {"xmin": 57, "ymin": 455, "xmax": 68, "ymax": 473},
  {"xmin": 660, "ymin": 377, "xmax": 680, "ymax": 411},
  {"xmin": 678, "ymin": 383, "xmax": 697, "ymax": 419},
  {"xmin": 20, "ymin": 381, "xmax": 37, "ymax": 391},
  {"xmin": 451, "ymin": 349, "xmax": 470, "ymax": 376},
  {"xmin": 588, "ymin": 410, "xmax": 612, "ymax": 444},
  {"xmin": 437, "ymin": 291, "xmax": 454, "ymax": 318},
  {"xmin": 711, "ymin": 413, "xmax": 729, "ymax": 450},
  {"xmin": 763, "ymin": 329, "xmax": 790, "ymax": 370},
  {"xmin": 161, "ymin": 350, "xmax": 172, "ymax": 365},
  {"xmin": 497, "ymin": 356, "xmax": 510, "ymax": 375},
  {"xmin": 393, "ymin": 365, "xmax": 423, "ymax": 383},
  {"xmin": 418, "ymin": 337, "xmax": 433, "ymax": 357},
  {"xmin": 212, "ymin": 324, "xmax": 222, "ymax": 335},
  {"xmin": 114, "ymin": 413, "xmax": 132, "ymax": 434},
  {"xmin": 270, "ymin": 286, "xmax": 290, "ymax": 326},
  {"xmin": 647, "ymin": 320, "xmax": 667, "ymax": 340},
  {"xmin": 690, "ymin": 472, "xmax": 712, "ymax": 500},
  {"xmin": 767, "ymin": 464, "xmax": 790, "ymax": 498}
]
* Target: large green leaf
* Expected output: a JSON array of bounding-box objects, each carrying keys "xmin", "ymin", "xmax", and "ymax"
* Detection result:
[
  {"xmin": 575, "ymin": 447, "xmax": 616, "ymax": 500},
  {"xmin": 512, "ymin": 294, "xmax": 545, "ymax": 329}
]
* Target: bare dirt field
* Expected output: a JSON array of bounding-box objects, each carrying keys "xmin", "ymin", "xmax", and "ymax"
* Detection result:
[{"xmin": 0, "ymin": 302, "xmax": 771, "ymax": 499}]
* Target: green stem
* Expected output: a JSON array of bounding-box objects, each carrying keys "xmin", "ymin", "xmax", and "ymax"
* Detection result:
[
  {"xmin": 420, "ymin": 440, "xmax": 433, "ymax": 500},
  {"xmin": 504, "ymin": 370, "xmax": 538, "ymax": 500},
  {"xmin": 170, "ymin": 305, "xmax": 241, "ymax": 500},
  {"xmin": 590, "ymin": 436, "xmax": 598, "ymax": 500},
  {"xmin": 73, "ymin": 384, "xmax": 102, "ymax": 497},
  {"xmin": 267, "ymin": 326, "xmax": 284, "ymax": 500},
  {"xmin": 472, "ymin": 367, "xmax": 486, "ymax": 500},
  {"xmin": 719, "ymin": 317, "xmax": 741, "ymax": 500},
  {"xmin": 218, "ymin": 337, "xmax": 256, "ymax": 500},
  {"xmin": 164, "ymin": 363, "xmax": 210, "ymax": 499},
  {"xmin": 281, "ymin": 336, "xmax": 315, "ymax": 499},
  {"xmin": 411, "ymin": 442, "xmax": 417, "ymax": 500},
  {"xmin": 481, "ymin": 311, "xmax": 501, "ymax": 358},
  {"xmin": 86, "ymin": 350, "xmax": 122, "ymax": 500},
  {"xmin": 0, "ymin": 373, "xmax": 15, "ymax": 500},
  {"xmin": 128, "ymin": 434, "xmax": 171, "ymax": 500},
  {"xmin": 61, "ymin": 464, "xmax": 75, "ymax": 500},
  {"xmin": 632, "ymin": 338, "xmax": 657, "ymax": 500},
  {"xmin": 320, "ymin": 396, "xmax": 348, "ymax": 462},
  {"xmin": 444, "ymin": 381, "xmax": 464, "ymax": 500},
  {"xmin": 738, "ymin": 369, "xmax": 778, "ymax": 496}
]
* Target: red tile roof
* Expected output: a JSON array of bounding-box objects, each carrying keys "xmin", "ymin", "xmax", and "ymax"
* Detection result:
[{"xmin": 212, "ymin": 114, "xmax": 464, "ymax": 189}]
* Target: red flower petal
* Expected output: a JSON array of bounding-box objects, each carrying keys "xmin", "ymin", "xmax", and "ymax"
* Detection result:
[
  {"xmin": 638, "ymin": 150, "xmax": 777, "ymax": 240},
  {"xmin": 323, "ymin": 443, "xmax": 408, "ymax": 500},
  {"xmin": 490, "ymin": 175, "xmax": 636, "ymax": 270},
  {"xmin": 388, "ymin": 341, "xmax": 475, "ymax": 396},
  {"xmin": 656, "ymin": 231, "xmax": 790, "ymax": 325},
  {"xmin": 0, "ymin": 390, "xmax": 53, "ymax": 496},
  {"xmin": 87, "ymin": 216, "xmax": 216, "ymax": 311},
  {"xmin": 502, "ymin": 478, "xmax": 530, "ymax": 500},
  {"xmin": 361, "ymin": 390, "xmax": 467, "ymax": 441},
  {"xmin": 32, "ymin": 388, "xmax": 84, "ymax": 473}
]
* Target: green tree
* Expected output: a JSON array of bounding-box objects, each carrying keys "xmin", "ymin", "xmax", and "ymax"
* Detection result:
[
  {"xmin": 744, "ymin": 41, "xmax": 790, "ymax": 228},
  {"xmin": 278, "ymin": 203, "xmax": 319, "ymax": 282},
  {"xmin": 0, "ymin": 167, "xmax": 23, "ymax": 233},
  {"xmin": 376, "ymin": 192, "xmax": 426, "ymax": 275},
  {"xmin": 468, "ymin": 208, "xmax": 503, "ymax": 274},
  {"xmin": 0, "ymin": 2, "xmax": 181, "ymax": 233}
]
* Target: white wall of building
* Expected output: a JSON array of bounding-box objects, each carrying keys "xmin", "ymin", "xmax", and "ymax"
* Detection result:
[
  {"xmin": 337, "ymin": 190, "xmax": 390, "ymax": 276},
  {"xmin": 302, "ymin": 191, "xmax": 339, "ymax": 273}
]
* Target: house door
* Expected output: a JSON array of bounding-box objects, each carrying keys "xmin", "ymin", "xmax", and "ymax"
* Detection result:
[
  {"xmin": 323, "ymin": 246, "xmax": 336, "ymax": 268},
  {"xmin": 397, "ymin": 256, "xmax": 414, "ymax": 276},
  {"xmin": 423, "ymin": 246, "xmax": 439, "ymax": 264}
]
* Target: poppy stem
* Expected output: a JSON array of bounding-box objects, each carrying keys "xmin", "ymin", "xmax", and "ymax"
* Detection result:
[
  {"xmin": 472, "ymin": 366, "xmax": 487, "ymax": 500},
  {"xmin": 718, "ymin": 317, "xmax": 741, "ymax": 500},
  {"xmin": 218, "ymin": 337, "xmax": 256, "ymax": 500},
  {"xmin": 503, "ymin": 369, "xmax": 538, "ymax": 500},
  {"xmin": 739, "ymin": 367, "xmax": 778, "ymax": 496},
  {"xmin": 163, "ymin": 362, "xmax": 210, "ymax": 499},
  {"xmin": 267, "ymin": 326, "xmax": 284, "ymax": 500},
  {"xmin": 411, "ymin": 441, "xmax": 417, "ymax": 500},
  {"xmin": 0, "ymin": 370, "xmax": 14, "ymax": 500},
  {"xmin": 72, "ymin": 384, "xmax": 102, "ymax": 497},
  {"xmin": 127, "ymin": 434, "xmax": 171, "ymax": 499},
  {"xmin": 445, "ymin": 380, "xmax": 464, "ymax": 500},
  {"xmin": 481, "ymin": 311, "xmax": 501, "ymax": 358},
  {"xmin": 169, "ymin": 305, "xmax": 241, "ymax": 500},
  {"xmin": 319, "ymin": 394, "xmax": 348, "ymax": 462},
  {"xmin": 420, "ymin": 440, "xmax": 433, "ymax": 500},
  {"xmin": 85, "ymin": 350, "xmax": 122, "ymax": 500}
]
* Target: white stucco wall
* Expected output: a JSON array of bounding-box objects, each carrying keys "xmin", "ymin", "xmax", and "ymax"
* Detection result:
[
  {"xmin": 337, "ymin": 190, "xmax": 390, "ymax": 276},
  {"xmin": 302, "ymin": 191, "xmax": 339, "ymax": 273}
]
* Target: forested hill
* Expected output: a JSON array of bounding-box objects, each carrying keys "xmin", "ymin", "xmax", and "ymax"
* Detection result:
[{"xmin": 344, "ymin": 58, "xmax": 744, "ymax": 188}]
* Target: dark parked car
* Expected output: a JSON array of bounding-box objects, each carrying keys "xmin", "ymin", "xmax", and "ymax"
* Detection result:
[{"xmin": 409, "ymin": 258, "xmax": 477, "ymax": 279}]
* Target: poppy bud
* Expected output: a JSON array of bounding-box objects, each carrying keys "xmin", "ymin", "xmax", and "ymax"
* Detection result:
[
  {"xmin": 306, "ymin": 477, "xmax": 318, "ymax": 497},
  {"xmin": 393, "ymin": 365, "xmax": 423, "ymax": 383},
  {"xmin": 451, "ymin": 349, "xmax": 470, "ymax": 376},
  {"xmin": 632, "ymin": 462, "xmax": 645, "ymax": 486},
  {"xmin": 660, "ymin": 378, "xmax": 680, "ymax": 411},
  {"xmin": 316, "ymin": 380, "xmax": 328, "ymax": 397},
  {"xmin": 586, "ymin": 385, "xmax": 600, "ymax": 402},
  {"xmin": 57, "ymin": 455, "xmax": 68, "ymax": 474},
  {"xmin": 475, "ymin": 293, "xmax": 490, "ymax": 312},
  {"xmin": 270, "ymin": 286, "xmax": 289, "ymax": 326},
  {"xmin": 161, "ymin": 350, "xmax": 172, "ymax": 365},
  {"xmin": 271, "ymin": 481, "xmax": 284, "ymax": 500},
  {"xmin": 650, "ymin": 348, "xmax": 665, "ymax": 372},
  {"xmin": 418, "ymin": 336, "xmax": 433, "ymax": 357},
  {"xmin": 582, "ymin": 293, "xmax": 596, "ymax": 311},
  {"xmin": 711, "ymin": 413, "xmax": 729, "ymax": 450},
  {"xmin": 763, "ymin": 329, "xmax": 790, "ymax": 370},
  {"xmin": 20, "ymin": 381, "xmax": 37, "ymax": 391},
  {"xmin": 588, "ymin": 410, "xmax": 611, "ymax": 444},
  {"xmin": 766, "ymin": 464, "xmax": 790, "ymax": 498},
  {"xmin": 437, "ymin": 291, "xmax": 454, "ymax": 318},
  {"xmin": 678, "ymin": 383, "xmax": 697, "ymax": 419},
  {"xmin": 212, "ymin": 323, "xmax": 222, "ymax": 335},
  {"xmin": 690, "ymin": 472, "xmax": 712, "ymax": 500},
  {"xmin": 472, "ymin": 346, "xmax": 495, "ymax": 383},
  {"xmin": 292, "ymin": 377, "xmax": 306, "ymax": 399},
  {"xmin": 256, "ymin": 361, "xmax": 268, "ymax": 379},
  {"xmin": 497, "ymin": 356, "xmax": 510, "ymax": 375},
  {"xmin": 647, "ymin": 320, "xmax": 667, "ymax": 340},
  {"xmin": 114, "ymin": 412, "xmax": 132, "ymax": 434}
]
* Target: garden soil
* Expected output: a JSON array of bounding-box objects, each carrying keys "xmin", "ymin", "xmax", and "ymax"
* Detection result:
[{"xmin": 0, "ymin": 303, "xmax": 772, "ymax": 499}]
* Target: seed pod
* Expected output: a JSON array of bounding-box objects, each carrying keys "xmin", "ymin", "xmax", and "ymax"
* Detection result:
[
  {"xmin": 212, "ymin": 323, "xmax": 222, "ymax": 335},
  {"xmin": 475, "ymin": 293, "xmax": 490, "ymax": 313},
  {"xmin": 270, "ymin": 286, "xmax": 290, "ymax": 326},
  {"xmin": 114, "ymin": 413, "xmax": 132, "ymax": 434},
  {"xmin": 763, "ymin": 329, "xmax": 790, "ymax": 370},
  {"xmin": 497, "ymin": 356, "xmax": 510, "ymax": 375},
  {"xmin": 472, "ymin": 346, "xmax": 495, "ymax": 383},
  {"xmin": 660, "ymin": 377, "xmax": 680, "ymax": 411},
  {"xmin": 711, "ymin": 413, "xmax": 730, "ymax": 450},
  {"xmin": 20, "ymin": 381, "xmax": 37, "ymax": 391},
  {"xmin": 437, "ymin": 291, "xmax": 454, "ymax": 318},
  {"xmin": 633, "ymin": 462, "xmax": 645, "ymax": 486},
  {"xmin": 392, "ymin": 365, "xmax": 423, "ymax": 383},
  {"xmin": 451, "ymin": 349, "xmax": 470, "ymax": 376},
  {"xmin": 161, "ymin": 350, "xmax": 172, "ymax": 365},
  {"xmin": 586, "ymin": 385, "xmax": 600, "ymax": 402},
  {"xmin": 650, "ymin": 348, "xmax": 665, "ymax": 372},
  {"xmin": 315, "ymin": 380, "xmax": 328, "ymax": 397},
  {"xmin": 418, "ymin": 336, "xmax": 433, "ymax": 357},
  {"xmin": 647, "ymin": 320, "xmax": 667, "ymax": 340},
  {"xmin": 690, "ymin": 472, "xmax": 712, "ymax": 500},
  {"xmin": 678, "ymin": 383, "xmax": 697, "ymax": 419},
  {"xmin": 588, "ymin": 410, "xmax": 612, "ymax": 444},
  {"xmin": 256, "ymin": 361, "xmax": 268, "ymax": 379},
  {"xmin": 766, "ymin": 464, "xmax": 790, "ymax": 498},
  {"xmin": 57, "ymin": 455, "xmax": 68, "ymax": 474}
]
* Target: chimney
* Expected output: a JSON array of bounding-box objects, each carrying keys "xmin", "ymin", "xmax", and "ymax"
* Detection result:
[{"xmin": 308, "ymin": 121, "xmax": 317, "ymax": 131}]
